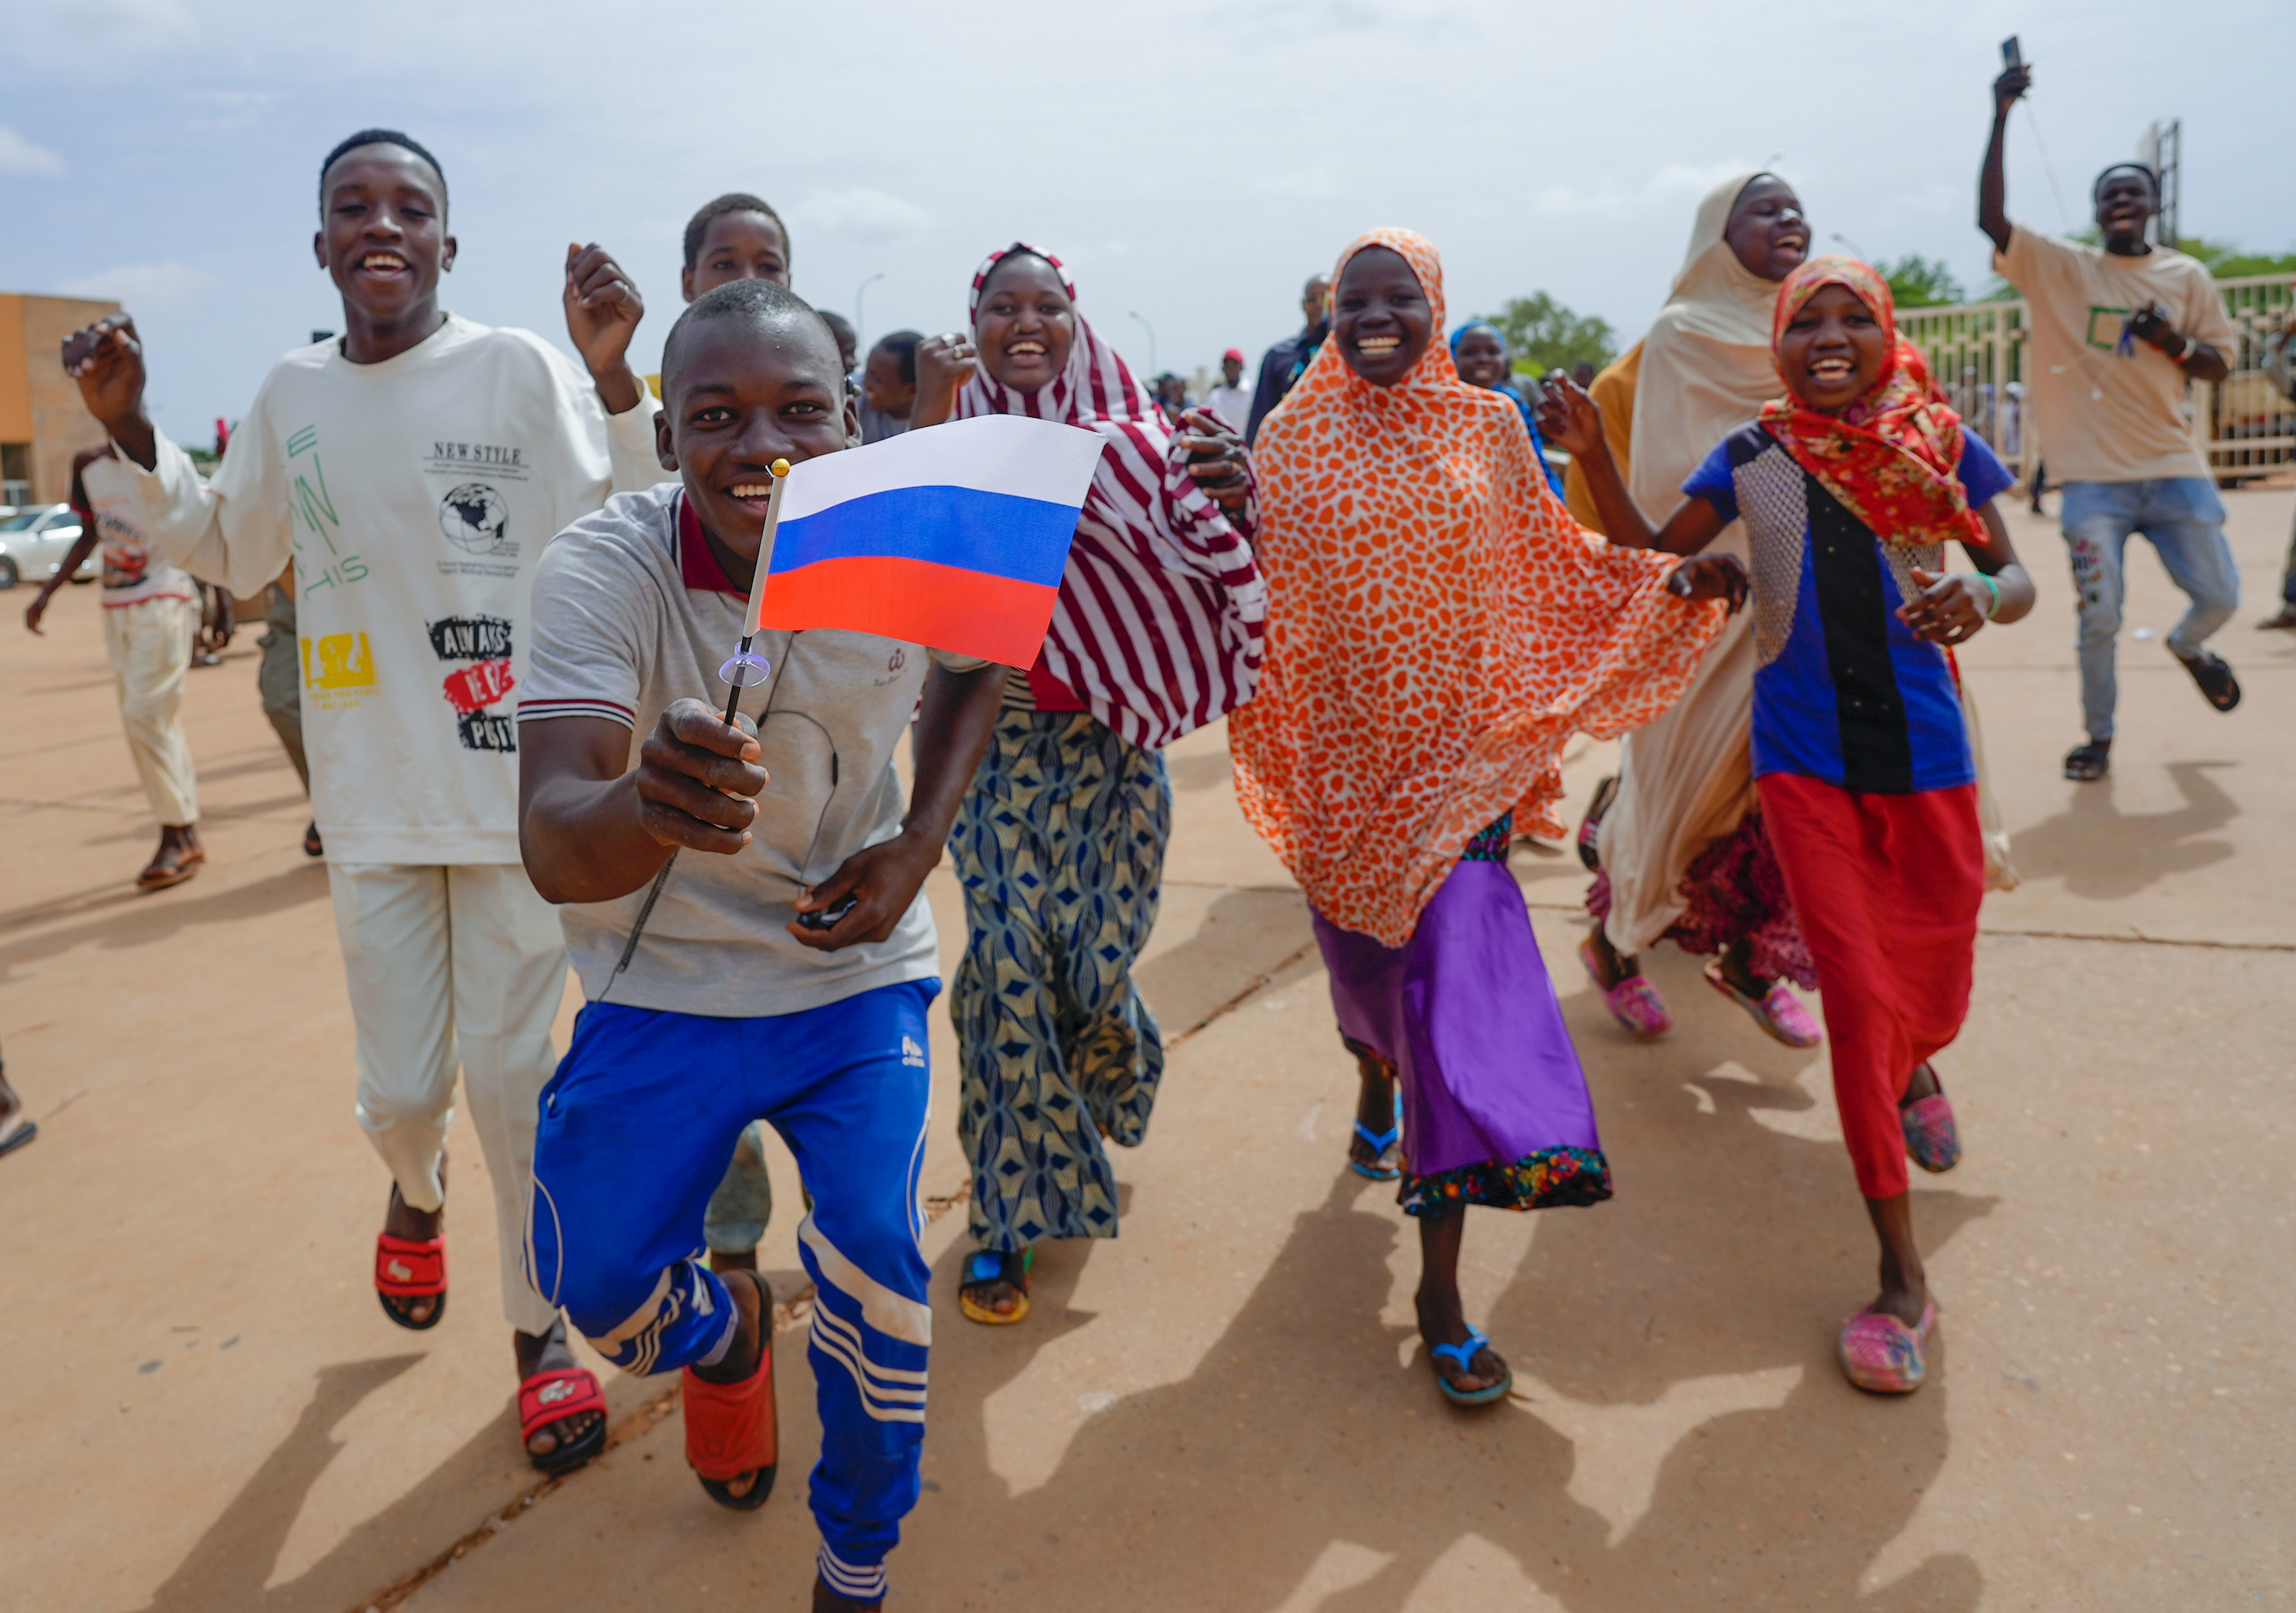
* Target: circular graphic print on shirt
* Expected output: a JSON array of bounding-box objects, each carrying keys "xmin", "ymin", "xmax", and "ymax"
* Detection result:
[{"xmin": 438, "ymin": 483, "xmax": 515, "ymax": 556}]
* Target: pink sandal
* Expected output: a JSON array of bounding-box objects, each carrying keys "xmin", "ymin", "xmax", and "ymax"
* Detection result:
[
  {"xmin": 1901, "ymin": 1083, "xmax": 1962, "ymax": 1174},
  {"xmin": 1702, "ymin": 961, "xmax": 1822, "ymax": 1048},
  {"xmin": 1578, "ymin": 937, "xmax": 1670, "ymax": 1038},
  {"xmin": 1838, "ymin": 1301, "xmax": 1936, "ymax": 1393}
]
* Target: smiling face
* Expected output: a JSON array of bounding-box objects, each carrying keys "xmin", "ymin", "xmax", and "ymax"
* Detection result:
[
  {"xmin": 315, "ymin": 144, "xmax": 453, "ymax": 323},
  {"xmin": 974, "ymin": 253, "xmax": 1075, "ymax": 392},
  {"xmin": 1776, "ymin": 281, "xmax": 1889, "ymax": 414},
  {"xmin": 1725, "ymin": 175, "xmax": 1811, "ymax": 283},
  {"xmin": 1332, "ymin": 246, "xmax": 1433, "ymax": 388},
  {"xmin": 2095, "ymin": 171, "xmax": 2157, "ymax": 253},
  {"xmin": 658, "ymin": 310, "xmax": 854, "ymax": 556},
  {"xmin": 682, "ymin": 210, "xmax": 791, "ymax": 302},
  {"xmin": 1452, "ymin": 326, "xmax": 1510, "ymax": 390}
]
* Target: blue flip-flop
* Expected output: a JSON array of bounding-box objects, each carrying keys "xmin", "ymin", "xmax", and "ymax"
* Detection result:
[
  {"xmin": 1430, "ymin": 1328, "xmax": 1512, "ymax": 1407},
  {"xmin": 1349, "ymin": 1095, "xmax": 1403, "ymax": 1181}
]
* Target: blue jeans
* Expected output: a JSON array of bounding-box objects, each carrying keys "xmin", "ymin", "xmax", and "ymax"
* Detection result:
[{"xmin": 2060, "ymin": 478, "xmax": 2239, "ymax": 739}]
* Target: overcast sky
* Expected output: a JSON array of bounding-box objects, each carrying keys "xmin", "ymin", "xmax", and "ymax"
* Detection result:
[{"xmin": 3, "ymin": 0, "xmax": 2288, "ymax": 444}]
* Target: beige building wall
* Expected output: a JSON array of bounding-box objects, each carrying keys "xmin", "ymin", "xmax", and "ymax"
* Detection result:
[{"xmin": 18, "ymin": 294, "xmax": 122, "ymax": 502}]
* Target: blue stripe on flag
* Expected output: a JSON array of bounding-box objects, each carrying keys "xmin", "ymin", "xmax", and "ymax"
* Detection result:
[{"xmin": 768, "ymin": 484, "xmax": 1078, "ymax": 588}]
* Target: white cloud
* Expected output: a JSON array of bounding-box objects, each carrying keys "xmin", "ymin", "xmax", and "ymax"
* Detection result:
[
  {"xmin": 60, "ymin": 262, "xmax": 217, "ymax": 311},
  {"xmin": 786, "ymin": 188, "xmax": 931, "ymax": 243},
  {"xmin": 0, "ymin": 125, "xmax": 65, "ymax": 176}
]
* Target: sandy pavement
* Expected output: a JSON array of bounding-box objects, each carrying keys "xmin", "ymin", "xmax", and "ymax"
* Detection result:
[{"xmin": 1, "ymin": 489, "xmax": 2289, "ymax": 1612}]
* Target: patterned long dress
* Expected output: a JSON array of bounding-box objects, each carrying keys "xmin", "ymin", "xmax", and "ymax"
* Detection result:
[{"xmin": 948, "ymin": 702, "xmax": 1171, "ymax": 1251}]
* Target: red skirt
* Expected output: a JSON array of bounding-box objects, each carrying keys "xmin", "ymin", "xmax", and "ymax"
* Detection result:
[{"xmin": 1755, "ymin": 773, "xmax": 1983, "ymax": 1199}]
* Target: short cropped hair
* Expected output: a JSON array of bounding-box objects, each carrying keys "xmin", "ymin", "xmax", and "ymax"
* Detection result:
[
  {"xmin": 872, "ymin": 330, "xmax": 922, "ymax": 384},
  {"xmin": 2092, "ymin": 162, "xmax": 2159, "ymax": 203},
  {"xmin": 661, "ymin": 277, "xmax": 838, "ymax": 391},
  {"xmin": 682, "ymin": 193, "xmax": 790, "ymax": 273},
  {"xmin": 319, "ymin": 128, "xmax": 447, "ymax": 218}
]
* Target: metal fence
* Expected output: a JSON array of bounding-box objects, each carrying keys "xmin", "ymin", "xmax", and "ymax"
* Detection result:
[{"xmin": 1897, "ymin": 272, "xmax": 2294, "ymax": 485}]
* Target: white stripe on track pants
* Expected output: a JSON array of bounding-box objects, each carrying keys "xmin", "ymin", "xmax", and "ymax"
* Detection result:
[{"xmin": 327, "ymin": 861, "xmax": 567, "ymax": 1335}]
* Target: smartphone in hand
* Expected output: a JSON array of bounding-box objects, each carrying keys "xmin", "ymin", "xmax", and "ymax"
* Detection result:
[{"xmin": 2001, "ymin": 35, "xmax": 2022, "ymax": 68}]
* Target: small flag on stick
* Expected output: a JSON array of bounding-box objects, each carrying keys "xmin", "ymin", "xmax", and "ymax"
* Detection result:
[{"xmin": 728, "ymin": 414, "xmax": 1103, "ymax": 676}]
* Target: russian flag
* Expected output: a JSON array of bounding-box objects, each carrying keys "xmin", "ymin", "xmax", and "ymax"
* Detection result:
[{"xmin": 749, "ymin": 414, "xmax": 1105, "ymax": 668}]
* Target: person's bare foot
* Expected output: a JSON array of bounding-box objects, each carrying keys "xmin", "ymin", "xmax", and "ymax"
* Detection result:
[
  {"xmin": 957, "ymin": 1249, "xmax": 1027, "ymax": 1322},
  {"xmin": 691, "ymin": 1266, "xmax": 770, "ymax": 1500},
  {"xmin": 1716, "ymin": 937, "xmax": 1773, "ymax": 1001},
  {"xmin": 1414, "ymin": 1286, "xmax": 1508, "ymax": 1399},
  {"xmin": 514, "ymin": 1317, "xmax": 605, "ymax": 1461},
  {"xmin": 813, "ymin": 1574, "xmax": 882, "ymax": 1610},
  {"xmin": 380, "ymin": 1177, "xmax": 444, "ymax": 1326},
  {"xmin": 1583, "ymin": 922, "xmax": 1641, "ymax": 990},
  {"xmin": 136, "ymin": 824, "xmax": 203, "ymax": 891},
  {"xmin": 1347, "ymin": 1049, "xmax": 1400, "ymax": 1174}
]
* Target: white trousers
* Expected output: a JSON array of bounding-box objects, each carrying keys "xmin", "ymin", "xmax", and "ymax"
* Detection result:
[
  {"xmin": 100, "ymin": 595, "xmax": 199, "ymax": 827},
  {"xmin": 328, "ymin": 861, "xmax": 567, "ymax": 1335}
]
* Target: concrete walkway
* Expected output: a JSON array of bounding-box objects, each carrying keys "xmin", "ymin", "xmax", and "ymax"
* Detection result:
[{"xmin": 1, "ymin": 490, "xmax": 2289, "ymax": 1612}]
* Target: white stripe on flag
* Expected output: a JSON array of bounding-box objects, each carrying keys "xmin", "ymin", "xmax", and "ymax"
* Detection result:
[{"xmin": 779, "ymin": 414, "xmax": 1106, "ymax": 521}]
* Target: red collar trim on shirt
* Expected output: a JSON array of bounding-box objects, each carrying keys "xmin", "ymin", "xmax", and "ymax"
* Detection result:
[{"xmin": 676, "ymin": 492, "xmax": 747, "ymax": 597}]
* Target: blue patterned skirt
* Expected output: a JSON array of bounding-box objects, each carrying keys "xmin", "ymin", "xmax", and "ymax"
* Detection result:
[{"xmin": 949, "ymin": 709, "xmax": 1170, "ymax": 1251}]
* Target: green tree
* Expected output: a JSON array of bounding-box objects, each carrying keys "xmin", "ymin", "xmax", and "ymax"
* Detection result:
[
  {"xmin": 1878, "ymin": 254, "xmax": 1966, "ymax": 308},
  {"xmin": 2169, "ymin": 236, "xmax": 2296, "ymax": 278},
  {"xmin": 1485, "ymin": 293, "xmax": 1616, "ymax": 377}
]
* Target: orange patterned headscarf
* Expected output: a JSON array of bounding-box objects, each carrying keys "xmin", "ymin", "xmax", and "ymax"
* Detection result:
[
  {"xmin": 1760, "ymin": 255, "xmax": 1985, "ymax": 549},
  {"xmin": 1230, "ymin": 227, "xmax": 1728, "ymax": 947}
]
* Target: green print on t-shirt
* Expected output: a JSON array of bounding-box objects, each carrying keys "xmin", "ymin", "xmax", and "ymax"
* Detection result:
[
  {"xmin": 285, "ymin": 423, "xmax": 369, "ymax": 594},
  {"xmin": 2084, "ymin": 305, "xmax": 2132, "ymax": 353}
]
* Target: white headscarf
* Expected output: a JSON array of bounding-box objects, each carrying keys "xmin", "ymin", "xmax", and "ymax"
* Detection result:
[{"xmin": 1625, "ymin": 171, "xmax": 1790, "ymax": 534}]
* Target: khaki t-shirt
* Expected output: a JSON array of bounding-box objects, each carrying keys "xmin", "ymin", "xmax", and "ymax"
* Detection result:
[{"xmin": 1996, "ymin": 225, "xmax": 2235, "ymax": 483}]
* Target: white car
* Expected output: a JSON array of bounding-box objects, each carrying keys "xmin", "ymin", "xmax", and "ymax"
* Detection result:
[{"xmin": 0, "ymin": 504, "xmax": 99, "ymax": 590}]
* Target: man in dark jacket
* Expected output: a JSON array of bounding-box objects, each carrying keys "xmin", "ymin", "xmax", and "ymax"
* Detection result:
[{"xmin": 1246, "ymin": 272, "xmax": 1331, "ymax": 443}]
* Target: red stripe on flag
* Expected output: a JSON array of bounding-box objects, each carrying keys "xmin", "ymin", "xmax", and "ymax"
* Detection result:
[{"xmin": 756, "ymin": 556, "xmax": 1060, "ymax": 668}]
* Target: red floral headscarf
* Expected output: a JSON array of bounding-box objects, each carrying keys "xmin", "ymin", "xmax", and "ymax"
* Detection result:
[{"xmin": 1759, "ymin": 256, "xmax": 1985, "ymax": 549}]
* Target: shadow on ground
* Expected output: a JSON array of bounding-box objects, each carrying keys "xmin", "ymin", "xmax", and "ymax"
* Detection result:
[{"xmin": 896, "ymin": 952, "xmax": 1997, "ymax": 1611}]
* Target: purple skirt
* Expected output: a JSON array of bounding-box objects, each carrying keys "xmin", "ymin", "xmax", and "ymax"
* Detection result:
[{"xmin": 1313, "ymin": 829, "xmax": 1611, "ymax": 1218}]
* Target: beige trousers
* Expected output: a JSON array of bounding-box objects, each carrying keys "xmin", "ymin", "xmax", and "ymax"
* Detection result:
[
  {"xmin": 100, "ymin": 595, "xmax": 199, "ymax": 827},
  {"xmin": 328, "ymin": 861, "xmax": 568, "ymax": 1335}
]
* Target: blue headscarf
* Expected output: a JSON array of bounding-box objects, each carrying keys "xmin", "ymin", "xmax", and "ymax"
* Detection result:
[{"xmin": 1450, "ymin": 321, "xmax": 1564, "ymax": 497}]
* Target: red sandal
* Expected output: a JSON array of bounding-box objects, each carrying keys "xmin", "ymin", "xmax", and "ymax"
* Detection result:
[
  {"xmin": 519, "ymin": 1365, "xmax": 609, "ymax": 1475},
  {"xmin": 374, "ymin": 1231, "xmax": 448, "ymax": 1331},
  {"xmin": 682, "ymin": 1271, "xmax": 777, "ymax": 1511}
]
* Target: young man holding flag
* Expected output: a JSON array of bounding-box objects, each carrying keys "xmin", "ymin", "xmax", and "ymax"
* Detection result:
[{"xmin": 519, "ymin": 278, "xmax": 1082, "ymax": 1609}]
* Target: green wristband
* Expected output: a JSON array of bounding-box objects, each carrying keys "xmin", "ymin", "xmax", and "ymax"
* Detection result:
[{"xmin": 1975, "ymin": 572, "xmax": 2001, "ymax": 620}]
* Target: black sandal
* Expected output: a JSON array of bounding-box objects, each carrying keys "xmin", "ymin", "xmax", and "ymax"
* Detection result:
[
  {"xmin": 2063, "ymin": 740, "xmax": 2111, "ymax": 782},
  {"xmin": 2175, "ymin": 649, "xmax": 2241, "ymax": 713},
  {"xmin": 303, "ymin": 821, "xmax": 324, "ymax": 857}
]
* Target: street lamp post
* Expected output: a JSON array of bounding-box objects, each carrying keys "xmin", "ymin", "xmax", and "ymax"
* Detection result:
[
  {"xmin": 855, "ymin": 272, "xmax": 887, "ymax": 350},
  {"xmin": 1127, "ymin": 310, "xmax": 1157, "ymax": 375}
]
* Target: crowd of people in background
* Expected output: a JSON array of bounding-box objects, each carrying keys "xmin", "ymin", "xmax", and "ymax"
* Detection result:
[{"xmin": 9, "ymin": 48, "xmax": 2283, "ymax": 1608}]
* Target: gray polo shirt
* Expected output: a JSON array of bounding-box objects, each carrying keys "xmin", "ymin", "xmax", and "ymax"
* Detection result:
[{"xmin": 521, "ymin": 481, "xmax": 981, "ymax": 1016}]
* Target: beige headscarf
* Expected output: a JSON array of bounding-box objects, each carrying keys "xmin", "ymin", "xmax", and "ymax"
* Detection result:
[
  {"xmin": 1625, "ymin": 171, "xmax": 1786, "ymax": 528},
  {"xmin": 1596, "ymin": 171, "xmax": 1791, "ymax": 958}
]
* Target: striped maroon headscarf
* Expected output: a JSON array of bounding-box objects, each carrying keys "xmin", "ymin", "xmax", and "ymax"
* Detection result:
[{"xmin": 955, "ymin": 242, "xmax": 1265, "ymax": 750}]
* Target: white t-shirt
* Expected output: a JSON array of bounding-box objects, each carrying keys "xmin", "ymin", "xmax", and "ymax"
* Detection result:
[
  {"xmin": 521, "ymin": 482, "xmax": 983, "ymax": 1017},
  {"xmin": 113, "ymin": 314, "xmax": 661, "ymax": 863},
  {"xmin": 80, "ymin": 456, "xmax": 192, "ymax": 608},
  {"xmin": 1205, "ymin": 382, "xmax": 1253, "ymax": 433},
  {"xmin": 1995, "ymin": 225, "xmax": 2236, "ymax": 483}
]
